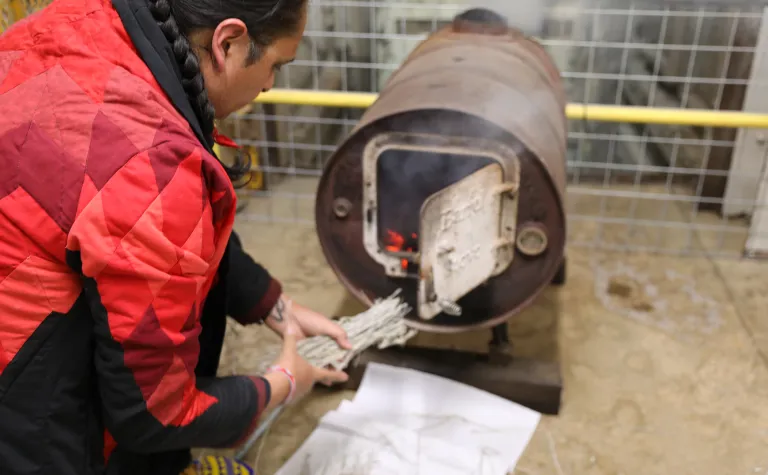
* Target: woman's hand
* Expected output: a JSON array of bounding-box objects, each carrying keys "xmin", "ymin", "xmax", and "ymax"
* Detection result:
[
  {"xmin": 265, "ymin": 295, "xmax": 352, "ymax": 350},
  {"xmin": 263, "ymin": 328, "xmax": 349, "ymax": 409}
]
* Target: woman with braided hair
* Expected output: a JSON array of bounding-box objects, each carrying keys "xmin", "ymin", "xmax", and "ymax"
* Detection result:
[{"xmin": 0, "ymin": 0, "xmax": 352, "ymax": 473}]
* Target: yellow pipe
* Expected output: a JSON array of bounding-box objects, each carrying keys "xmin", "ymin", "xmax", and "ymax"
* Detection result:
[
  {"xmin": 7, "ymin": 0, "xmax": 27, "ymax": 26},
  {"xmin": 256, "ymin": 88, "xmax": 768, "ymax": 129},
  {"xmin": 565, "ymin": 103, "xmax": 768, "ymax": 129},
  {"xmin": 257, "ymin": 89, "xmax": 378, "ymax": 109}
]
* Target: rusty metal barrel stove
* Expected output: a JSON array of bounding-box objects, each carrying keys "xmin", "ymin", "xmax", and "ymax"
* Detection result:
[{"xmin": 316, "ymin": 9, "xmax": 568, "ymax": 333}]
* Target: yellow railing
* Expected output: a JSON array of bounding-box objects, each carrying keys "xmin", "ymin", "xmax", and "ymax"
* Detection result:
[
  {"xmin": 255, "ymin": 88, "xmax": 768, "ymax": 129},
  {"xmin": 1, "ymin": 0, "xmax": 45, "ymax": 31}
]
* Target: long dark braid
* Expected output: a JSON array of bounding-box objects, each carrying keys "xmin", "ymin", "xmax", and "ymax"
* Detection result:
[
  {"xmin": 145, "ymin": 0, "xmax": 305, "ymax": 182},
  {"xmin": 148, "ymin": 0, "xmax": 216, "ymax": 139}
]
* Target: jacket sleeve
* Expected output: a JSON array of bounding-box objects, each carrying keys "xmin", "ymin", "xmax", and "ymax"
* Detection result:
[
  {"xmin": 66, "ymin": 143, "xmax": 270, "ymax": 452},
  {"xmin": 226, "ymin": 231, "xmax": 283, "ymax": 325}
]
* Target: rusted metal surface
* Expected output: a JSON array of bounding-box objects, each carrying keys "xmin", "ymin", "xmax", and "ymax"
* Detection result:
[{"xmin": 315, "ymin": 12, "xmax": 568, "ymax": 333}]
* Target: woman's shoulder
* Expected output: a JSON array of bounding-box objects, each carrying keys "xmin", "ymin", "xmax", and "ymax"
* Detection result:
[
  {"xmin": 0, "ymin": 0, "xmax": 199, "ymax": 160},
  {"xmin": 0, "ymin": 0, "xmax": 234, "ymax": 235}
]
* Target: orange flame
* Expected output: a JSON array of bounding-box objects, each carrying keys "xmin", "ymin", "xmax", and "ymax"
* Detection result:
[
  {"xmin": 385, "ymin": 230, "xmax": 404, "ymax": 252},
  {"xmin": 386, "ymin": 230, "xmax": 417, "ymax": 271}
]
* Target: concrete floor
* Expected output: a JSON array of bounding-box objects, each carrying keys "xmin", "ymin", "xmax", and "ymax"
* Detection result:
[{"xmin": 206, "ymin": 180, "xmax": 768, "ymax": 475}]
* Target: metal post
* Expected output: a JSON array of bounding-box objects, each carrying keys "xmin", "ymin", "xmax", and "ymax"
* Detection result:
[{"xmin": 723, "ymin": 7, "xmax": 768, "ymax": 221}]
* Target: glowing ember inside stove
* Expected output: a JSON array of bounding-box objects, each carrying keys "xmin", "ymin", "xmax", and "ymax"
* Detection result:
[
  {"xmin": 384, "ymin": 230, "xmax": 417, "ymax": 271},
  {"xmin": 376, "ymin": 148, "xmax": 494, "ymax": 262}
]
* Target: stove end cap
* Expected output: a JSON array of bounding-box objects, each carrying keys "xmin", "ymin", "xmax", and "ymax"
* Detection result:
[{"xmin": 452, "ymin": 8, "xmax": 509, "ymax": 35}]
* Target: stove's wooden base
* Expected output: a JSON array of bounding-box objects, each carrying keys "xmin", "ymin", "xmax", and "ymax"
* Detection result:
[{"xmin": 342, "ymin": 345, "xmax": 563, "ymax": 415}]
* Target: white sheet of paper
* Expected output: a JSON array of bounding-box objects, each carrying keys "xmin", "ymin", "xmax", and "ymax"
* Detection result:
[
  {"xmin": 274, "ymin": 364, "xmax": 541, "ymax": 475},
  {"xmin": 353, "ymin": 363, "xmax": 541, "ymax": 426},
  {"xmin": 348, "ymin": 363, "xmax": 541, "ymax": 469},
  {"xmin": 275, "ymin": 409, "xmax": 507, "ymax": 475},
  {"xmin": 336, "ymin": 399, "xmax": 525, "ymax": 468},
  {"xmin": 275, "ymin": 425, "xmax": 407, "ymax": 475},
  {"xmin": 322, "ymin": 410, "xmax": 508, "ymax": 474}
]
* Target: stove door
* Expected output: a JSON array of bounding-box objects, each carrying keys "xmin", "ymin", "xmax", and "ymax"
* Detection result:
[{"xmin": 418, "ymin": 163, "xmax": 508, "ymax": 320}]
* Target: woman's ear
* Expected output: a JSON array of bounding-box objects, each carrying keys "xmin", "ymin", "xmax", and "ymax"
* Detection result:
[{"xmin": 210, "ymin": 19, "xmax": 249, "ymax": 71}]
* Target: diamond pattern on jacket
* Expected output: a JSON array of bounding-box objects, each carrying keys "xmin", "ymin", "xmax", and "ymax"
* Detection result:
[{"xmin": 0, "ymin": 55, "xmax": 236, "ymax": 426}]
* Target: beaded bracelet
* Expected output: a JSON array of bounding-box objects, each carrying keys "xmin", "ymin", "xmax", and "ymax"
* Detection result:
[{"xmin": 266, "ymin": 365, "xmax": 296, "ymax": 404}]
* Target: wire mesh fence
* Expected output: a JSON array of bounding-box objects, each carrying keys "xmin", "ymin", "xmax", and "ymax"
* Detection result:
[
  {"xmin": 1, "ymin": 0, "xmax": 766, "ymax": 257},
  {"xmin": 227, "ymin": 0, "xmax": 768, "ymax": 258}
]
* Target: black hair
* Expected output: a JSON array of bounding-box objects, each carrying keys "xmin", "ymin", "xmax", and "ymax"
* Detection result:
[{"xmin": 147, "ymin": 0, "xmax": 306, "ymax": 180}]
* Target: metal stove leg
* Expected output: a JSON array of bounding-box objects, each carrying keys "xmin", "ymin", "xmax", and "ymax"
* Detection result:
[
  {"xmin": 489, "ymin": 323, "xmax": 512, "ymax": 364},
  {"xmin": 551, "ymin": 257, "xmax": 567, "ymax": 286},
  {"xmin": 490, "ymin": 323, "xmax": 510, "ymax": 346}
]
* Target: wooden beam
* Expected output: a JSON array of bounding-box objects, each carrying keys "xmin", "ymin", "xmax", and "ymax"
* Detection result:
[{"xmin": 343, "ymin": 346, "xmax": 563, "ymax": 415}]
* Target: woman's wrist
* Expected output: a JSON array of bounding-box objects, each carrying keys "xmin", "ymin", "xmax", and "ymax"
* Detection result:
[
  {"xmin": 263, "ymin": 368, "xmax": 294, "ymax": 411},
  {"xmin": 265, "ymin": 295, "xmax": 295, "ymax": 336},
  {"xmin": 266, "ymin": 294, "xmax": 290, "ymax": 322}
]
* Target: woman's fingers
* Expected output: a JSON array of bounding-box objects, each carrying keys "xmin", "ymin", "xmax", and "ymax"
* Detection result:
[
  {"xmin": 331, "ymin": 326, "xmax": 353, "ymax": 350},
  {"xmin": 317, "ymin": 316, "xmax": 352, "ymax": 350},
  {"xmin": 315, "ymin": 367, "xmax": 349, "ymax": 386},
  {"xmin": 280, "ymin": 327, "xmax": 299, "ymax": 355}
]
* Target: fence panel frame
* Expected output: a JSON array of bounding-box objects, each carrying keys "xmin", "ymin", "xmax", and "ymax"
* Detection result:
[{"xmin": 723, "ymin": 6, "xmax": 768, "ymax": 223}]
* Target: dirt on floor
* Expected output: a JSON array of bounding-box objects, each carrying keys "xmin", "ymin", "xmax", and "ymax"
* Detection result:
[{"xmin": 204, "ymin": 179, "xmax": 768, "ymax": 475}]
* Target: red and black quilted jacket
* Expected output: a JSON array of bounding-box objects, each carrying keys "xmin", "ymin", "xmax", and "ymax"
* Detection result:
[{"xmin": 0, "ymin": 0, "xmax": 284, "ymax": 473}]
